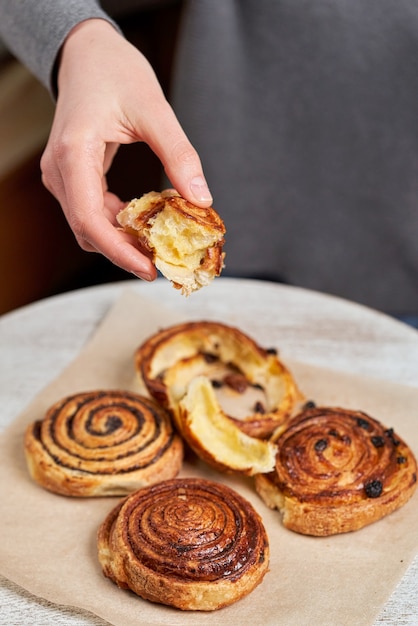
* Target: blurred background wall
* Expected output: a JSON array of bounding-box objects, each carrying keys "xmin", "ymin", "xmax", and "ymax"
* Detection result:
[{"xmin": 0, "ymin": 50, "xmax": 97, "ymax": 315}]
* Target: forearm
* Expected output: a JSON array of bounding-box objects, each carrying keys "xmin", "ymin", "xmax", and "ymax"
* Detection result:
[{"xmin": 0, "ymin": 0, "xmax": 118, "ymax": 92}]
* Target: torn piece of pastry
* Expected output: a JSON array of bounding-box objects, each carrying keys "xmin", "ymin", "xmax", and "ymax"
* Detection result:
[
  {"xmin": 135, "ymin": 320, "xmax": 304, "ymax": 440},
  {"xmin": 97, "ymin": 477, "xmax": 270, "ymax": 611},
  {"xmin": 176, "ymin": 375, "xmax": 278, "ymax": 475},
  {"xmin": 255, "ymin": 406, "xmax": 418, "ymax": 536},
  {"xmin": 116, "ymin": 190, "xmax": 225, "ymax": 295},
  {"xmin": 24, "ymin": 390, "xmax": 183, "ymax": 497}
]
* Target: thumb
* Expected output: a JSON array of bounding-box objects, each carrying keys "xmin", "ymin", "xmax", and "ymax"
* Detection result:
[{"xmin": 139, "ymin": 103, "xmax": 213, "ymax": 207}]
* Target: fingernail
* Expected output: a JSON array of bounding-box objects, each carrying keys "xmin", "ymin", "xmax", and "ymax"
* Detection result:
[
  {"xmin": 131, "ymin": 271, "xmax": 154, "ymax": 282},
  {"xmin": 190, "ymin": 176, "xmax": 213, "ymax": 203}
]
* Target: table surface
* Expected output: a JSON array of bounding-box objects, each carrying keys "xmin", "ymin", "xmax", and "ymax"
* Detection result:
[{"xmin": 0, "ymin": 277, "xmax": 417, "ymax": 626}]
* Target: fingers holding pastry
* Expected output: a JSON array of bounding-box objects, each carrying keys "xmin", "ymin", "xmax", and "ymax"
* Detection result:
[
  {"xmin": 116, "ymin": 190, "xmax": 226, "ymax": 295},
  {"xmin": 42, "ymin": 19, "xmax": 213, "ymax": 281}
]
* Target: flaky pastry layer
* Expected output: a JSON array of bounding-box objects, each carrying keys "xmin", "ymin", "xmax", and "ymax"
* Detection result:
[
  {"xmin": 117, "ymin": 190, "xmax": 225, "ymax": 295},
  {"xmin": 134, "ymin": 320, "xmax": 303, "ymax": 474}
]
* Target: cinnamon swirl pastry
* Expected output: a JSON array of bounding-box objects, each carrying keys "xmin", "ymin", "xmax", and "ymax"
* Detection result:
[
  {"xmin": 97, "ymin": 478, "xmax": 269, "ymax": 610},
  {"xmin": 24, "ymin": 390, "xmax": 183, "ymax": 497},
  {"xmin": 116, "ymin": 190, "xmax": 225, "ymax": 295},
  {"xmin": 255, "ymin": 406, "xmax": 417, "ymax": 536}
]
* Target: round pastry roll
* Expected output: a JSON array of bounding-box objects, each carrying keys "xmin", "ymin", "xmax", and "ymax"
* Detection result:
[
  {"xmin": 116, "ymin": 189, "xmax": 225, "ymax": 296},
  {"xmin": 135, "ymin": 320, "xmax": 303, "ymax": 440},
  {"xmin": 135, "ymin": 321, "xmax": 303, "ymax": 475},
  {"xmin": 24, "ymin": 390, "xmax": 183, "ymax": 497},
  {"xmin": 97, "ymin": 477, "xmax": 270, "ymax": 611},
  {"xmin": 255, "ymin": 406, "xmax": 418, "ymax": 536}
]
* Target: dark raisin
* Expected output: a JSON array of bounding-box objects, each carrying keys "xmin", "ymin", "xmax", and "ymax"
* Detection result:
[
  {"xmin": 328, "ymin": 429, "xmax": 339, "ymax": 437},
  {"xmin": 314, "ymin": 439, "xmax": 328, "ymax": 452},
  {"xmin": 304, "ymin": 400, "xmax": 316, "ymax": 409},
  {"xmin": 202, "ymin": 352, "xmax": 218, "ymax": 363},
  {"xmin": 223, "ymin": 373, "xmax": 249, "ymax": 393},
  {"xmin": 357, "ymin": 417, "xmax": 371, "ymax": 430},
  {"xmin": 253, "ymin": 401, "xmax": 266, "ymax": 414},
  {"xmin": 258, "ymin": 550, "xmax": 266, "ymax": 563},
  {"xmin": 371, "ymin": 436, "xmax": 385, "ymax": 448},
  {"xmin": 266, "ymin": 347, "xmax": 278, "ymax": 355},
  {"xmin": 211, "ymin": 380, "xmax": 223, "ymax": 388},
  {"xmin": 385, "ymin": 428, "xmax": 400, "ymax": 446},
  {"xmin": 397, "ymin": 456, "xmax": 407, "ymax": 464},
  {"xmin": 364, "ymin": 479, "xmax": 383, "ymax": 498}
]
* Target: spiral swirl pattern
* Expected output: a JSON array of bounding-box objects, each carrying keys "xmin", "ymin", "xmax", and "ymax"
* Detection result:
[
  {"xmin": 273, "ymin": 407, "xmax": 413, "ymax": 500},
  {"xmin": 98, "ymin": 478, "xmax": 269, "ymax": 610},
  {"xmin": 256, "ymin": 407, "xmax": 417, "ymax": 535},
  {"xmin": 24, "ymin": 390, "xmax": 183, "ymax": 496}
]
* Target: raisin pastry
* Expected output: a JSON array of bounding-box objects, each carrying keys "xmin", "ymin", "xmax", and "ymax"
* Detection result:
[
  {"xmin": 134, "ymin": 320, "xmax": 303, "ymax": 474},
  {"xmin": 98, "ymin": 477, "xmax": 269, "ymax": 610},
  {"xmin": 135, "ymin": 320, "xmax": 303, "ymax": 439},
  {"xmin": 116, "ymin": 189, "xmax": 225, "ymax": 295},
  {"xmin": 24, "ymin": 390, "xmax": 183, "ymax": 496},
  {"xmin": 255, "ymin": 406, "xmax": 417, "ymax": 536}
]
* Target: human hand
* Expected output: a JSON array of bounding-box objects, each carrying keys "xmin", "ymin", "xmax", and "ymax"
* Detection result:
[{"xmin": 40, "ymin": 19, "xmax": 213, "ymax": 281}]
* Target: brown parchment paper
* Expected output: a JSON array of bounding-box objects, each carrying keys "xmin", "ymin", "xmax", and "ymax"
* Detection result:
[{"xmin": 0, "ymin": 289, "xmax": 417, "ymax": 626}]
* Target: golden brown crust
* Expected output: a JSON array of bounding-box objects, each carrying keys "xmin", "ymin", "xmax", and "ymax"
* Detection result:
[
  {"xmin": 255, "ymin": 406, "xmax": 418, "ymax": 536},
  {"xmin": 24, "ymin": 390, "xmax": 183, "ymax": 497},
  {"xmin": 135, "ymin": 320, "xmax": 304, "ymax": 440},
  {"xmin": 116, "ymin": 190, "xmax": 225, "ymax": 295},
  {"xmin": 97, "ymin": 477, "xmax": 270, "ymax": 610}
]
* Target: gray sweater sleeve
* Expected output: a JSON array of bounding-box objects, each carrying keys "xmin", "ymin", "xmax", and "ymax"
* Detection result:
[{"xmin": 0, "ymin": 0, "xmax": 119, "ymax": 92}]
